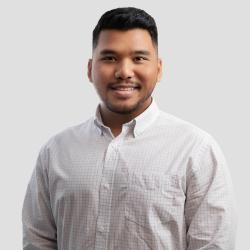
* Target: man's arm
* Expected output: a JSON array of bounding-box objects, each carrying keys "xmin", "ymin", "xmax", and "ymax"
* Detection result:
[
  {"xmin": 185, "ymin": 136, "xmax": 237, "ymax": 250},
  {"xmin": 22, "ymin": 147, "xmax": 57, "ymax": 250}
]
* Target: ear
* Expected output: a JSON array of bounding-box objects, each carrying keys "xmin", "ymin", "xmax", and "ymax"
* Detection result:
[
  {"xmin": 157, "ymin": 58, "xmax": 163, "ymax": 82},
  {"xmin": 87, "ymin": 59, "xmax": 93, "ymax": 83}
]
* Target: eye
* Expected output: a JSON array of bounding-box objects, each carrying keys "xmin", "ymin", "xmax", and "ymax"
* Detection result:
[
  {"xmin": 134, "ymin": 56, "xmax": 148, "ymax": 62},
  {"xmin": 101, "ymin": 56, "xmax": 116, "ymax": 62}
]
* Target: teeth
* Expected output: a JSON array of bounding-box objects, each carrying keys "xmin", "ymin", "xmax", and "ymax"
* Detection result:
[{"xmin": 114, "ymin": 88, "xmax": 135, "ymax": 91}]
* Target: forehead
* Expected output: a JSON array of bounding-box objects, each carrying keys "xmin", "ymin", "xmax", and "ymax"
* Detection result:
[{"xmin": 94, "ymin": 28, "xmax": 156, "ymax": 54}]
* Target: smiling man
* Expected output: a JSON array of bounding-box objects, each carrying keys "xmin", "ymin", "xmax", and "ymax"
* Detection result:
[
  {"xmin": 88, "ymin": 27, "xmax": 162, "ymax": 136},
  {"xmin": 22, "ymin": 7, "xmax": 236, "ymax": 250}
]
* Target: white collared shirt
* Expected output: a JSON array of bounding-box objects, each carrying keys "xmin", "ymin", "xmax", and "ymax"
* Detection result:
[{"xmin": 22, "ymin": 99, "xmax": 236, "ymax": 249}]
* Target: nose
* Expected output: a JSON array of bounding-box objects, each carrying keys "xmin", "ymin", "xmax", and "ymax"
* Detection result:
[{"xmin": 114, "ymin": 60, "xmax": 134, "ymax": 80}]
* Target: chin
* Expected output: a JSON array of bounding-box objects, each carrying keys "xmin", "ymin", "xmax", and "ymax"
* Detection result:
[{"xmin": 106, "ymin": 102, "xmax": 140, "ymax": 115}]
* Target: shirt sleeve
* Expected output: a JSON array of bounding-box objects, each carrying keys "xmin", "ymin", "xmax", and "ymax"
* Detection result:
[
  {"xmin": 22, "ymin": 146, "xmax": 57, "ymax": 250},
  {"xmin": 185, "ymin": 135, "xmax": 237, "ymax": 250}
]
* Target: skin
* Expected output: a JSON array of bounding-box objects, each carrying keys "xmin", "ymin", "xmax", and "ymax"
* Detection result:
[{"xmin": 88, "ymin": 28, "xmax": 162, "ymax": 136}]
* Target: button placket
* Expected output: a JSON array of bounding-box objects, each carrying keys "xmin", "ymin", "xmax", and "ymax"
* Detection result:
[{"xmin": 94, "ymin": 139, "xmax": 121, "ymax": 250}]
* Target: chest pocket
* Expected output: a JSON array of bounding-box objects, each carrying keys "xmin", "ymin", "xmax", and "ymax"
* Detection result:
[{"xmin": 125, "ymin": 171, "xmax": 185, "ymax": 230}]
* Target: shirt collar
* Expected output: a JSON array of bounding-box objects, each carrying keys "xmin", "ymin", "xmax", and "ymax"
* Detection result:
[{"xmin": 94, "ymin": 98, "xmax": 160, "ymax": 138}]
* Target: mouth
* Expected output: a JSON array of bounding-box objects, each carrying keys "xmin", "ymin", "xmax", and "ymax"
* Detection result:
[
  {"xmin": 111, "ymin": 86, "xmax": 139, "ymax": 91},
  {"xmin": 109, "ymin": 84, "xmax": 140, "ymax": 98}
]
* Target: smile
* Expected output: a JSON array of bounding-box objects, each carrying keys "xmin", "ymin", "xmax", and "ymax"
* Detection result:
[
  {"xmin": 109, "ymin": 86, "xmax": 139, "ymax": 98},
  {"xmin": 112, "ymin": 87, "xmax": 137, "ymax": 91}
]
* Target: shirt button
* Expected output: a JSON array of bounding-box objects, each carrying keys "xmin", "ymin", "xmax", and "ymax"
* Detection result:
[
  {"xmin": 121, "ymin": 167, "xmax": 127, "ymax": 173},
  {"xmin": 121, "ymin": 167, "xmax": 128, "ymax": 175},
  {"xmin": 111, "ymin": 144, "xmax": 117, "ymax": 149},
  {"xmin": 98, "ymin": 225, "xmax": 105, "ymax": 232},
  {"xmin": 103, "ymin": 183, "xmax": 110, "ymax": 190}
]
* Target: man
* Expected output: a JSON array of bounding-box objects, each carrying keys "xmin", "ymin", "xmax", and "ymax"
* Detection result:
[{"xmin": 22, "ymin": 7, "xmax": 236, "ymax": 250}]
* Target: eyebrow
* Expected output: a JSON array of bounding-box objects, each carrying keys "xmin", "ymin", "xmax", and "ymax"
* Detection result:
[
  {"xmin": 99, "ymin": 49, "xmax": 151, "ymax": 56},
  {"xmin": 134, "ymin": 50, "xmax": 151, "ymax": 56}
]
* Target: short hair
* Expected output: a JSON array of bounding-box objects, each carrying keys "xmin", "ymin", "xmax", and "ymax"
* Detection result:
[{"xmin": 92, "ymin": 7, "xmax": 158, "ymax": 50}]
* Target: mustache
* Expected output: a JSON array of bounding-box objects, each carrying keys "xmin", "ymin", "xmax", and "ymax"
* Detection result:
[{"xmin": 108, "ymin": 80, "xmax": 140, "ymax": 88}]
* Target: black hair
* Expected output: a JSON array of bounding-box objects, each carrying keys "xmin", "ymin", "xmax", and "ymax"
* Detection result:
[{"xmin": 92, "ymin": 7, "xmax": 158, "ymax": 50}]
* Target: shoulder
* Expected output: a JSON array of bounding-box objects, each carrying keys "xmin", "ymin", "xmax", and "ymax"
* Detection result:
[
  {"xmin": 158, "ymin": 110, "xmax": 207, "ymax": 134},
  {"xmin": 38, "ymin": 116, "xmax": 95, "ymax": 156},
  {"xmin": 156, "ymin": 110, "xmax": 214, "ymax": 145},
  {"xmin": 156, "ymin": 110, "xmax": 226, "ymax": 167}
]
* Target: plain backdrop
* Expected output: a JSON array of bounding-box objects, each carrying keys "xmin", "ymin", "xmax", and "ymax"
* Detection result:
[{"xmin": 1, "ymin": 0, "xmax": 249, "ymax": 249}]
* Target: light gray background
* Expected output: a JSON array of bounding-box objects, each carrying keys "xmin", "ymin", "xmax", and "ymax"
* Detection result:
[{"xmin": 1, "ymin": 0, "xmax": 249, "ymax": 249}]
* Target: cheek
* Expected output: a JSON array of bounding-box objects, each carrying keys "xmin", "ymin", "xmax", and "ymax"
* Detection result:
[
  {"xmin": 139, "ymin": 67, "xmax": 159, "ymax": 84},
  {"xmin": 93, "ymin": 64, "xmax": 114, "ymax": 81}
]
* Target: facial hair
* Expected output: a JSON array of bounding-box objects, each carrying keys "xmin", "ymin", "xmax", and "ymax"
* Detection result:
[{"xmin": 105, "ymin": 90, "xmax": 153, "ymax": 115}]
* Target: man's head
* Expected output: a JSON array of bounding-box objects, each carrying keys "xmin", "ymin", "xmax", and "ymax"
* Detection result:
[
  {"xmin": 92, "ymin": 7, "xmax": 158, "ymax": 51},
  {"xmin": 88, "ymin": 7, "xmax": 162, "ymax": 116}
]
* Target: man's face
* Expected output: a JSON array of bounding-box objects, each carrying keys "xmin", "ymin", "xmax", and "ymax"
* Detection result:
[{"xmin": 88, "ymin": 28, "xmax": 162, "ymax": 115}]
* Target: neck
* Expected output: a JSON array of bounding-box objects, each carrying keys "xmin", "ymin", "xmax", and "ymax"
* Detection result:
[
  {"xmin": 99, "ymin": 98, "xmax": 152, "ymax": 136},
  {"xmin": 100, "ymin": 108, "xmax": 134, "ymax": 131}
]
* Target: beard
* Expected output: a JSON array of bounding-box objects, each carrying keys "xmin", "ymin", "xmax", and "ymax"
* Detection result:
[{"xmin": 104, "ymin": 91, "xmax": 153, "ymax": 115}]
